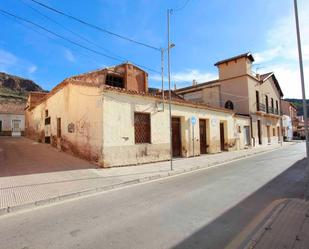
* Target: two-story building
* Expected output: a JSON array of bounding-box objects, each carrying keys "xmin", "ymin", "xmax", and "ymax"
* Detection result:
[
  {"xmin": 175, "ymin": 53, "xmax": 284, "ymax": 147},
  {"xmin": 25, "ymin": 62, "xmax": 250, "ymax": 167},
  {"xmin": 281, "ymin": 100, "xmax": 298, "ymax": 141}
]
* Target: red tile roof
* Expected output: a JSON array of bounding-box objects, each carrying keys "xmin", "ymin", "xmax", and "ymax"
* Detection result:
[{"xmin": 0, "ymin": 101, "xmax": 25, "ymax": 115}]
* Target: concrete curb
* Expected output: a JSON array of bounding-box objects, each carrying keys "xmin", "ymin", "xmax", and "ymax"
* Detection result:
[
  {"xmin": 0, "ymin": 143, "xmax": 297, "ymax": 217},
  {"xmin": 224, "ymin": 198, "xmax": 289, "ymax": 249}
]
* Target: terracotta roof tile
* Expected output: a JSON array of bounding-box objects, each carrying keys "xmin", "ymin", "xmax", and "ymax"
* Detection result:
[{"xmin": 0, "ymin": 101, "xmax": 25, "ymax": 114}]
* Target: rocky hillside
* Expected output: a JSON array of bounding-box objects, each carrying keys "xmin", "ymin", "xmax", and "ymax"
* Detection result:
[
  {"xmin": 284, "ymin": 98, "xmax": 309, "ymax": 116},
  {"xmin": 0, "ymin": 72, "xmax": 44, "ymax": 100}
]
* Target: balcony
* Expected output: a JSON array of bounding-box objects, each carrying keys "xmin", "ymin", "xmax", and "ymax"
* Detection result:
[
  {"xmin": 257, "ymin": 103, "xmax": 266, "ymax": 112},
  {"xmin": 257, "ymin": 104, "xmax": 280, "ymax": 115}
]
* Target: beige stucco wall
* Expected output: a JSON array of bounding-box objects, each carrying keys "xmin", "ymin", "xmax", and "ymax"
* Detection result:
[
  {"xmin": 219, "ymin": 76, "xmax": 249, "ymax": 114},
  {"xmin": 248, "ymin": 76, "xmax": 281, "ymax": 114},
  {"xmin": 182, "ymin": 85, "xmax": 221, "ymax": 107},
  {"xmin": 218, "ymin": 57, "xmax": 252, "ymax": 80},
  {"xmin": 234, "ymin": 116, "xmax": 251, "ymax": 150},
  {"xmin": 0, "ymin": 114, "xmax": 25, "ymax": 133},
  {"xmin": 102, "ymin": 90, "xmax": 238, "ymax": 167},
  {"xmin": 251, "ymin": 114, "xmax": 281, "ymax": 146},
  {"xmin": 26, "ymin": 83, "xmax": 103, "ymax": 162}
]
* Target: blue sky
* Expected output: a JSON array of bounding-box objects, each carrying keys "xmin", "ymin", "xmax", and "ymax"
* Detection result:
[{"xmin": 0, "ymin": 0, "xmax": 308, "ymax": 98}]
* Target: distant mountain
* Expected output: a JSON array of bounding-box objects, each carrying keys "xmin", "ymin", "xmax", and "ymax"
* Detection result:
[
  {"xmin": 284, "ymin": 98, "xmax": 309, "ymax": 116},
  {"xmin": 0, "ymin": 72, "xmax": 44, "ymax": 100}
]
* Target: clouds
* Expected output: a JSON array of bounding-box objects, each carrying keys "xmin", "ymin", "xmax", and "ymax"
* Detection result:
[
  {"xmin": 0, "ymin": 49, "xmax": 18, "ymax": 71},
  {"xmin": 0, "ymin": 48, "xmax": 37, "ymax": 77},
  {"xmin": 150, "ymin": 69, "xmax": 217, "ymax": 88},
  {"xmin": 253, "ymin": 0, "xmax": 309, "ymax": 98}
]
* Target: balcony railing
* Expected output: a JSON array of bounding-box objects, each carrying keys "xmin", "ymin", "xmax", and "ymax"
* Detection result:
[
  {"xmin": 257, "ymin": 103, "xmax": 266, "ymax": 112},
  {"xmin": 257, "ymin": 104, "xmax": 280, "ymax": 115}
]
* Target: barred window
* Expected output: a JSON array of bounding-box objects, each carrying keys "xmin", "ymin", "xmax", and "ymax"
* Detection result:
[{"xmin": 134, "ymin": 113, "xmax": 151, "ymax": 144}]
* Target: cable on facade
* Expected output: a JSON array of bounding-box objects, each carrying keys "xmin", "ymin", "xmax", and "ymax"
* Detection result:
[{"xmin": 27, "ymin": 0, "xmax": 161, "ymax": 51}]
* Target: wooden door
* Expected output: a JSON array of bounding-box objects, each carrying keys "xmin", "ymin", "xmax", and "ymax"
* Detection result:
[
  {"xmin": 267, "ymin": 126, "xmax": 271, "ymax": 143},
  {"xmin": 257, "ymin": 120, "xmax": 262, "ymax": 145},
  {"xmin": 220, "ymin": 123, "xmax": 225, "ymax": 151},
  {"xmin": 199, "ymin": 119, "xmax": 207, "ymax": 154},
  {"xmin": 172, "ymin": 117, "xmax": 181, "ymax": 157}
]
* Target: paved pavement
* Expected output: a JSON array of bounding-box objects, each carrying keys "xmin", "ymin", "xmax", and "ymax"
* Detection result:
[
  {"xmin": 0, "ymin": 142, "xmax": 306, "ymax": 249},
  {"xmin": 0, "ymin": 136, "xmax": 96, "ymax": 177},
  {"xmin": 0, "ymin": 137, "xmax": 299, "ymax": 215},
  {"xmin": 227, "ymin": 198, "xmax": 309, "ymax": 249}
]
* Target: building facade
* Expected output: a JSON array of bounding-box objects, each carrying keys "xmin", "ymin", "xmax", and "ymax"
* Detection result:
[
  {"xmin": 281, "ymin": 100, "xmax": 298, "ymax": 140},
  {"xmin": 175, "ymin": 53, "xmax": 284, "ymax": 147},
  {"xmin": 25, "ymin": 63, "xmax": 250, "ymax": 167},
  {"xmin": 0, "ymin": 101, "xmax": 25, "ymax": 136}
]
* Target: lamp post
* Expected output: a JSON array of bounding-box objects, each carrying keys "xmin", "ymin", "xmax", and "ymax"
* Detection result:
[
  {"xmin": 293, "ymin": 0, "xmax": 309, "ymax": 199},
  {"xmin": 293, "ymin": 0, "xmax": 309, "ymax": 159},
  {"xmin": 167, "ymin": 9, "xmax": 174, "ymax": 171},
  {"xmin": 160, "ymin": 43, "xmax": 175, "ymax": 104}
]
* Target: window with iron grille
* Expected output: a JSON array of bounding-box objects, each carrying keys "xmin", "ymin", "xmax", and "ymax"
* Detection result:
[{"xmin": 134, "ymin": 113, "xmax": 151, "ymax": 144}]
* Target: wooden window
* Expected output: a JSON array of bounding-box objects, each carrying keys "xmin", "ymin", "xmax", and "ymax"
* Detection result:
[
  {"xmin": 265, "ymin": 95, "xmax": 269, "ymax": 113},
  {"xmin": 134, "ymin": 113, "xmax": 151, "ymax": 144},
  {"xmin": 276, "ymin": 100, "xmax": 279, "ymax": 114},
  {"xmin": 271, "ymin": 98, "xmax": 274, "ymax": 113},
  {"xmin": 45, "ymin": 117, "xmax": 51, "ymax": 125},
  {"xmin": 57, "ymin": 118, "xmax": 61, "ymax": 138},
  {"xmin": 256, "ymin": 91, "xmax": 260, "ymax": 111},
  {"xmin": 45, "ymin": 109, "xmax": 48, "ymax": 117},
  {"xmin": 106, "ymin": 74, "xmax": 124, "ymax": 88}
]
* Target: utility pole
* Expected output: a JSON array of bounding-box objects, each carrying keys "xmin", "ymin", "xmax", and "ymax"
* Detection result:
[
  {"xmin": 293, "ymin": 0, "xmax": 309, "ymax": 159},
  {"xmin": 167, "ymin": 9, "xmax": 173, "ymax": 171},
  {"xmin": 160, "ymin": 48, "xmax": 165, "ymax": 102}
]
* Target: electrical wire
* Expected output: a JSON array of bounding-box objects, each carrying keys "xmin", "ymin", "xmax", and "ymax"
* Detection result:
[
  {"xmin": 27, "ymin": 0, "xmax": 161, "ymax": 51},
  {"xmin": 18, "ymin": 0, "xmax": 127, "ymax": 62},
  {"xmin": 0, "ymin": 9, "xmax": 161, "ymax": 74},
  {"xmin": 173, "ymin": 0, "xmax": 193, "ymax": 12}
]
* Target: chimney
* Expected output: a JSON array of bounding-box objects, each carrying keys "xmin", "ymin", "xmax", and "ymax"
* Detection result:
[
  {"xmin": 192, "ymin": 79, "xmax": 197, "ymax": 86},
  {"xmin": 174, "ymin": 83, "xmax": 177, "ymax": 90},
  {"xmin": 256, "ymin": 74, "xmax": 260, "ymax": 80}
]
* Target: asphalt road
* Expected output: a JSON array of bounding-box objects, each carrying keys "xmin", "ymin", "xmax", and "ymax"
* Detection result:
[{"xmin": 0, "ymin": 143, "xmax": 307, "ymax": 249}]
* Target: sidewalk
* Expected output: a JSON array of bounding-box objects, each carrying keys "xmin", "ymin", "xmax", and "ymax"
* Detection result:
[
  {"xmin": 0, "ymin": 142, "xmax": 297, "ymax": 216},
  {"xmin": 235, "ymin": 198, "xmax": 309, "ymax": 249}
]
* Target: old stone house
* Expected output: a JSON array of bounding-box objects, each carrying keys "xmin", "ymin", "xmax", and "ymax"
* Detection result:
[
  {"xmin": 175, "ymin": 53, "xmax": 284, "ymax": 147},
  {"xmin": 25, "ymin": 62, "xmax": 250, "ymax": 167}
]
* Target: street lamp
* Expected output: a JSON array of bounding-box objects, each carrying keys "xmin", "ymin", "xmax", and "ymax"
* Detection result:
[{"xmin": 167, "ymin": 9, "xmax": 174, "ymax": 170}]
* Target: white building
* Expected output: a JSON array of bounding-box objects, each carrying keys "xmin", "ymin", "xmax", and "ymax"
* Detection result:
[
  {"xmin": 0, "ymin": 101, "xmax": 25, "ymax": 136},
  {"xmin": 282, "ymin": 115, "xmax": 293, "ymax": 141}
]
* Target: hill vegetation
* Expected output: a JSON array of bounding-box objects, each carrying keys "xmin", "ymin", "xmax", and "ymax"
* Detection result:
[{"xmin": 284, "ymin": 98, "xmax": 309, "ymax": 116}]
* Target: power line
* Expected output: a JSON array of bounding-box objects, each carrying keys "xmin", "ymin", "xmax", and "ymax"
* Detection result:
[
  {"xmin": 173, "ymin": 0, "xmax": 193, "ymax": 12},
  {"xmin": 0, "ymin": 9, "xmax": 160, "ymax": 74},
  {"xmin": 27, "ymin": 0, "xmax": 161, "ymax": 51},
  {"xmin": 18, "ymin": 0, "xmax": 127, "ymax": 61}
]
